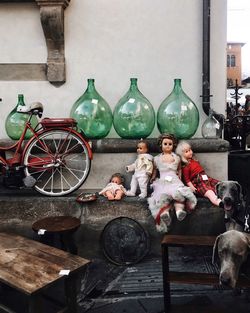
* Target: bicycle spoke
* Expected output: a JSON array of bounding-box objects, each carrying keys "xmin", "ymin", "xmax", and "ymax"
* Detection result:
[
  {"xmin": 61, "ymin": 163, "xmax": 84, "ymax": 181},
  {"xmin": 59, "ymin": 167, "xmax": 72, "ymax": 190}
]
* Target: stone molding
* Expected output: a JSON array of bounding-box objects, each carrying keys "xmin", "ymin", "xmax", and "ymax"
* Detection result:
[{"xmin": 0, "ymin": 0, "xmax": 71, "ymax": 85}]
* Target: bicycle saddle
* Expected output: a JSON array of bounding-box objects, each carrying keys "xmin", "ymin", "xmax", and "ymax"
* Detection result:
[{"xmin": 17, "ymin": 102, "xmax": 44, "ymax": 115}]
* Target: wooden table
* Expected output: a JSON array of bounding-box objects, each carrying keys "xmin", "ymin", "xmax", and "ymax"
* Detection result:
[
  {"xmin": 0, "ymin": 232, "xmax": 90, "ymax": 313},
  {"xmin": 32, "ymin": 216, "xmax": 81, "ymax": 254},
  {"xmin": 161, "ymin": 235, "xmax": 250, "ymax": 312}
]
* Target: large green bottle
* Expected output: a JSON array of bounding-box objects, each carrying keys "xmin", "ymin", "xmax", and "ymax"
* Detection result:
[
  {"xmin": 113, "ymin": 78, "xmax": 155, "ymax": 139},
  {"xmin": 5, "ymin": 94, "xmax": 38, "ymax": 140},
  {"xmin": 70, "ymin": 79, "xmax": 112, "ymax": 139},
  {"xmin": 157, "ymin": 79, "xmax": 199, "ymax": 139}
]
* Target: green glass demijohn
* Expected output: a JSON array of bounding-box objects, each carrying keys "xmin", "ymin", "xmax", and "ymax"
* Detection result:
[
  {"xmin": 157, "ymin": 79, "xmax": 199, "ymax": 139},
  {"xmin": 70, "ymin": 79, "xmax": 113, "ymax": 139},
  {"xmin": 202, "ymin": 109, "xmax": 222, "ymax": 139},
  {"xmin": 113, "ymin": 78, "xmax": 155, "ymax": 139},
  {"xmin": 5, "ymin": 94, "xmax": 38, "ymax": 140}
]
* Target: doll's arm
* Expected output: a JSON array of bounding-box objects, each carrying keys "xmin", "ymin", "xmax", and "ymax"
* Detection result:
[
  {"xmin": 150, "ymin": 165, "xmax": 157, "ymax": 182},
  {"xmin": 126, "ymin": 163, "xmax": 136, "ymax": 172},
  {"xmin": 187, "ymin": 181, "xmax": 197, "ymax": 193},
  {"xmin": 177, "ymin": 162, "xmax": 182, "ymax": 179}
]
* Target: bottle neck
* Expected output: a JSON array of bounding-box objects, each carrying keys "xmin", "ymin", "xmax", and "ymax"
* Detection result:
[
  {"xmin": 86, "ymin": 79, "xmax": 96, "ymax": 93},
  {"xmin": 173, "ymin": 79, "xmax": 182, "ymax": 93},
  {"xmin": 129, "ymin": 78, "xmax": 138, "ymax": 92},
  {"xmin": 17, "ymin": 94, "xmax": 25, "ymax": 106}
]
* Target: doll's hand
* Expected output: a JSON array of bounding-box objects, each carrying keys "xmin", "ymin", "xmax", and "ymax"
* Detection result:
[
  {"xmin": 150, "ymin": 176, "xmax": 156, "ymax": 183},
  {"xmin": 190, "ymin": 186, "xmax": 197, "ymax": 193},
  {"xmin": 126, "ymin": 164, "xmax": 135, "ymax": 172}
]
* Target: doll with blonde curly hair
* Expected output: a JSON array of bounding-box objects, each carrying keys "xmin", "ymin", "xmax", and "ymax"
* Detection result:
[{"xmin": 176, "ymin": 140, "xmax": 223, "ymax": 207}]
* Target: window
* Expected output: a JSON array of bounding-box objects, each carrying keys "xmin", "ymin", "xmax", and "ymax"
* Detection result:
[
  {"xmin": 231, "ymin": 55, "xmax": 236, "ymax": 67},
  {"xmin": 227, "ymin": 54, "xmax": 236, "ymax": 67}
]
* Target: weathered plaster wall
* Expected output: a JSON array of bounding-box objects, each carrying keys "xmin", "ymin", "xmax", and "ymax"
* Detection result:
[{"xmin": 0, "ymin": 0, "xmax": 227, "ymax": 139}]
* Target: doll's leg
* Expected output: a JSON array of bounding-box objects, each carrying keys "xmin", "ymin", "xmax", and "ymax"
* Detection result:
[
  {"xmin": 138, "ymin": 175, "xmax": 149, "ymax": 198},
  {"xmin": 126, "ymin": 174, "xmax": 138, "ymax": 196},
  {"xmin": 174, "ymin": 202, "xmax": 187, "ymax": 221},
  {"xmin": 114, "ymin": 189, "xmax": 124, "ymax": 200},
  {"xmin": 160, "ymin": 206, "xmax": 172, "ymax": 226},
  {"xmin": 204, "ymin": 190, "xmax": 222, "ymax": 207},
  {"xmin": 105, "ymin": 190, "xmax": 115, "ymax": 200}
]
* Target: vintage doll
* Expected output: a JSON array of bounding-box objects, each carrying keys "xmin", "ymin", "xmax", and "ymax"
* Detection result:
[
  {"xmin": 176, "ymin": 140, "xmax": 224, "ymax": 207},
  {"xmin": 126, "ymin": 140, "xmax": 153, "ymax": 199},
  {"xmin": 148, "ymin": 134, "xmax": 197, "ymax": 233},
  {"xmin": 99, "ymin": 173, "xmax": 126, "ymax": 200}
]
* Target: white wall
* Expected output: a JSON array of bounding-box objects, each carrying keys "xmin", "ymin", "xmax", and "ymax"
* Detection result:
[{"xmin": 0, "ymin": 0, "xmax": 227, "ymax": 139}]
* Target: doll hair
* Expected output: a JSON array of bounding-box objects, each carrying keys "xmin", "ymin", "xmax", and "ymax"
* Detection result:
[
  {"xmin": 109, "ymin": 173, "xmax": 125, "ymax": 184},
  {"xmin": 157, "ymin": 133, "xmax": 178, "ymax": 151},
  {"xmin": 175, "ymin": 140, "xmax": 191, "ymax": 163},
  {"xmin": 138, "ymin": 139, "xmax": 149, "ymax": 151}
]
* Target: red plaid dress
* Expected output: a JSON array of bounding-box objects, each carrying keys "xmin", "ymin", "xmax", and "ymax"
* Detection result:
[{"xmin": 182, "ymin": 159, "xmax": 219, "ymax": 197}]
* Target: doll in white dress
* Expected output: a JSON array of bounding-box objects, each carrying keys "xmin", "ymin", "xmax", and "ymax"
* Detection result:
[
  {"xmin": 148, "ymin": 134, "xmax": 197, "ymax": 232},
  {"xmin": 126, "ymin": 140, "xmax": 153, "ymax": 199},
  {"xmin": 99, "ymin": 173, "xmax": 126, "ymax": 200}
]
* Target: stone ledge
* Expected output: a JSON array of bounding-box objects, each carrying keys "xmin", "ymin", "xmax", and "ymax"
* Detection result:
[
  {"xmin": 0, "ymin": 138, "xmax": 229, "ymax": 153},
  {"xmin": 91, "ymin": 138, "xmax": 229, "ymax": 153}
]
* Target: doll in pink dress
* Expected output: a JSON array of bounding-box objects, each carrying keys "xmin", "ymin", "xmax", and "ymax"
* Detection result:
[
  {"xmin": 176, "ymin": 140, "xmax": 223, "ymax": 207},
  {"xmin": 148, "ymin": 134, "xmax": 197, "ymax": 233},
  {"xmin": 99, "ymin": 173, "xmax": 126, "ymax": 200}
]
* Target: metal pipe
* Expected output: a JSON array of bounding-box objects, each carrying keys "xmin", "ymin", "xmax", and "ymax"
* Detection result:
[
  {"xmin": 202, "ymin": 0, "xmax": 211, "ymax": 116},
  {"xmin": 202, "ymin": 0, "xmax": 224, "ymax": 123}
]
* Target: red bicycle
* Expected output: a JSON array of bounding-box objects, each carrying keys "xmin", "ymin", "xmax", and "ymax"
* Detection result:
[{"xmin": 0, "ymin": 102, "xmax": 92, "ymax": 196}]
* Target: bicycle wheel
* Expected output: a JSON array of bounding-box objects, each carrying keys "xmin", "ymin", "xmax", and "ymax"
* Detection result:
[{"xmin": 23, "ymin": 129, "xmax": 91, "ymax": 196}]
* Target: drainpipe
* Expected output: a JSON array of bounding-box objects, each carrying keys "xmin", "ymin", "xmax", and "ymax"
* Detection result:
[{"xmin": 202, "ymin": 0, "xmax": 224, "ymax": 123}]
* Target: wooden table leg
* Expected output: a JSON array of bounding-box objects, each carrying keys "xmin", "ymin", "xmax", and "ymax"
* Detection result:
[
  {"xmin": 162, "ymin": 243, "xmax": 171, "ymax": 312},
  {"xmin": 61, "ymin": 232, "xmax": 78, "ymax": 255},
  {"xmin": 64, "ymin": 273, "xmax": 78, "ymax": 313},
  {"xmin": 28, "ymin": 294, "xmax": 43, "ymax": 313}
]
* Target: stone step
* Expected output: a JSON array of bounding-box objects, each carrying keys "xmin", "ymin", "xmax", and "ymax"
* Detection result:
[{"xmin": 0, "ymin": 187, "xmax": 225, "ymax": 258}]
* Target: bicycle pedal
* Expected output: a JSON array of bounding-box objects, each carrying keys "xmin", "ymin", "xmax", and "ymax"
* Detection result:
[{"xmin": 23, "ymin": 175, "xmax": 36, "ymax": 188}]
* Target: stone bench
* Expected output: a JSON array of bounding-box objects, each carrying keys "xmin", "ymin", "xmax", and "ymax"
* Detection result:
[{"xmin": 0, "ymin": 188, "xmax": 225, "ymax": 258}]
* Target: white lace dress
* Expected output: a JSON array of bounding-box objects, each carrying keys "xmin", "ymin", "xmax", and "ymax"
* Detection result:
[{"xmin": 148, "ymin": 153, "xmax": 197, "ymax": 231}]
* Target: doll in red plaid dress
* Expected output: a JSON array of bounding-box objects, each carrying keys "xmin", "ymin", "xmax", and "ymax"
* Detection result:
[{"xmin": 176, "ymin": 141, "xmax": 224, "ymax": 208}]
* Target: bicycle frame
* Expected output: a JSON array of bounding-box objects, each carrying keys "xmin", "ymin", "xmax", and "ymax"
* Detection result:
[{"xmin": 0, "ymin": 115, "xmax": 92, "ymax": 169}]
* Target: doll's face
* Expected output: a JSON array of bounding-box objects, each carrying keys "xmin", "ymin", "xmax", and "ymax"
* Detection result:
[
  {"xmin": 183, "ymin": 146, "xmax": 193, "ymax": 160},
  {"xmin": 137, "ymin": 142, "xmax": 148, "ymax": 154},
  {"xmin": 111, "ymin": 176, "xmax": 122, "ymax": 184},
  {"xmin": 162, "ymin": 138, "xmax": 174, "ymax": 154}
]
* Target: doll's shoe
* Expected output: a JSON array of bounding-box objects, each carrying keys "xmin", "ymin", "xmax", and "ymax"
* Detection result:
[
  {"xmin": 138, "ymin": 193, "xmax": 147, "ymax": 199},
  {"xmin": 176, "ymin": 209, "xmax": 187, "ymax": 221},
  {"xmin": 126, "ymin": 191, "xmax": 136, "ymax": 197},
  {"xmin": 160, "ymin": 211, "xmax": 171, "ymax": 226},
  {"xmin": 156, "ymin": 220, "xmax": 169, "ymax": 233}
]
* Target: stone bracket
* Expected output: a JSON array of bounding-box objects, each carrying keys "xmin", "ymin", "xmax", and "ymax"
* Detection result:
[
  {"xmin": 35, "ymin": 0, "xmax": 70, "ymax": 84},
  {"xmin": 0, "ymin": 0, "xmax": 70, "ymax": 85}
]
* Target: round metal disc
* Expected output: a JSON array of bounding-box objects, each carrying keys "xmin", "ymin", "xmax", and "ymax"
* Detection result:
[{"xmin": 101, "ymin": 217, "xmax": 150, "ymax": 265}]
